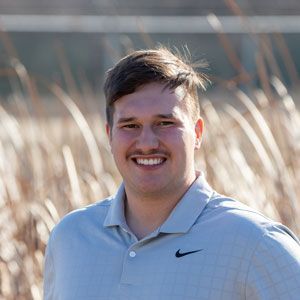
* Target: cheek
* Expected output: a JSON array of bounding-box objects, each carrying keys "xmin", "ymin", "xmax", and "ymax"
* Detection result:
[
  {"xmin": 158, "ymin": 126, "xmax": 184, "ymax": 139},
  {"xmin": 110, "ymin": 131, "xmax": 136, "ymax": 155},
  {"xmin": 173, "ymin": 131, "xmax": 196, "ymax": 156},
  {"xmin": 111, "ymin": 130, "xmax": 134, "ymax": 143},
  {"xmin": 160, "ymin": 127, "xmax": 194, "ymax": 145}
]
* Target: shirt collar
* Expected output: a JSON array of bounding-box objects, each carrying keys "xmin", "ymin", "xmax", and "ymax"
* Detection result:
[
  {"xmin": 103, "ymin": 183, "xmax": 128, "ymax": 229},
  {"xmin": 159, "ymin": 174, "xmax": 214, "ymax": 234},
  {"xmin": 103, "ymin": 173, "xmax": 215, "ymax": 234}
]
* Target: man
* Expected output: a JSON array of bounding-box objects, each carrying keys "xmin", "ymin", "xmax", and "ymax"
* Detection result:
[{"xmin": 44, "ymin": 47, "xmax": 300, "ymax": 299}]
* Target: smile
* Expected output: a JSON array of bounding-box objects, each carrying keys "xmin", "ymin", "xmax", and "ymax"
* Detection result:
[{"xmin": 135, "ymin": 158, "xmax": 165, "ymax": 166}]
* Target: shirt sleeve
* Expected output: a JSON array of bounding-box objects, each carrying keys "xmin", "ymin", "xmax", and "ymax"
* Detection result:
[
  {"xmin": 245, "ymin": 224, "xmax": 300, "ymax": 299},
  {"xmin": 43, "ymin": 235, "xmax": 55, "ymax": 300}
]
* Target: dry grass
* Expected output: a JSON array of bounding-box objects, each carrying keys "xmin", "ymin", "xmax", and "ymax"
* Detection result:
[
  {"xmin": 1, "ymin": 75, "xmax": 300, "ymax": 299},
  {"xmin": 1, "ymin": 3, "xmax": 300, "ymax": 298}
]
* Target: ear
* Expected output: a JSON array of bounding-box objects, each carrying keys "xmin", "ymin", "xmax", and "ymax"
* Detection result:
[
  {"xmin": 194, "ymin": 118, "xmax": 204, "ymax": 149},
  {"xmin": 105, "ymin": 123, "xmax": 112, "ymax": 145}
]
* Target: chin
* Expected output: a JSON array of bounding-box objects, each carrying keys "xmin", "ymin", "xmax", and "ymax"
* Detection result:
[{"xmin": 139, "ymin": 182, "xmax": 175, "ymax": 197}]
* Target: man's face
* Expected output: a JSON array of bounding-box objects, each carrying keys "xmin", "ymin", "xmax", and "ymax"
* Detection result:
[{"xmin": 106, "ymin": 82, "xmax": 203, "ymax": 198}]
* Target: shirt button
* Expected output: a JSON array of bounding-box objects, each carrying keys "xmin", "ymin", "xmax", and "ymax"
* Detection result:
[{"xmin": 129, "ymin": 251, "xmax": 136, "ymax": 258}]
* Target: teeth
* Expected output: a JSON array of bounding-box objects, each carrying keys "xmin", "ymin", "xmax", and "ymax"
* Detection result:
[{"xmin": 136, "ymin": 158, "xmax": 164, "ymax": 166}]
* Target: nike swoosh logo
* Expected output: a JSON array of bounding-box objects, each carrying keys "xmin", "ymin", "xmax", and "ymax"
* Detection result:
[{"xmin": 175, "ymin": 249, "xmax": 203, "ymax": 258}]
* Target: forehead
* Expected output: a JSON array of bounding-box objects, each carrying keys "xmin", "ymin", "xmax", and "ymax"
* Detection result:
[{"xmin": 113, "ymin": 83, "xmax": 188, "ymax": 119}]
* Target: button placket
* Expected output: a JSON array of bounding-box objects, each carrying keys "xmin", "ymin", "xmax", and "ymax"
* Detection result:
[
  {"xmin": 129, "ymin": 251, "xmax": 136, "ymax": 258},
  {"xmin": 120, "ymin": 245, "xmax": 141, "ymax": 284}
]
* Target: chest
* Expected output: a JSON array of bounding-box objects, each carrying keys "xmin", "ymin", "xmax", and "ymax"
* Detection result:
[{"xmin": 53, "ymin": 229, "xmax": 248, "ymax": 299}]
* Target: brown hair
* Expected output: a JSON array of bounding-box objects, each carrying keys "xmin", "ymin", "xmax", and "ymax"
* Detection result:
[{"xmin": 104, "ymin": 47, "xmax": 209, "ymax": 127}]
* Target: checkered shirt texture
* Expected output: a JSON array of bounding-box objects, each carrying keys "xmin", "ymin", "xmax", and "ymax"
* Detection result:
[{"xmin": 44, "ymin": 175, "xmax": 300, "ymax": 299}]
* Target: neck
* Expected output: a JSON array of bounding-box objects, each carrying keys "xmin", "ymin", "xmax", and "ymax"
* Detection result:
[
  {"xmin": 124, "ymin": 177, "xmax": 197, "ymax": 239},
  {"xmin": 125, "ymin": 195, "xmax": 176, "ymax": 240}
]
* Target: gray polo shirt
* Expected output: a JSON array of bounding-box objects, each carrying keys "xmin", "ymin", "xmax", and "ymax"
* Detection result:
[{"xmin": 44, "ymin": 175, "xmax": 300, "ymax": 299}]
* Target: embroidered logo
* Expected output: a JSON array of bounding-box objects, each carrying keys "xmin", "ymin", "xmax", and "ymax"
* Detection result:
[{"xmin": 175, "ymin": 249, "xmax": 203, "ymax": 258}]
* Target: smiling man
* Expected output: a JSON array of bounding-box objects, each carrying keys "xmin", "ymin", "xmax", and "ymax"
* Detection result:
[
  {"xmin": 44, "ymin": 47, "xmax": 300, "ymax": 300},
  {"xmin": 107, "ymin": 81, "xmax": 203, "ymax": 239}
]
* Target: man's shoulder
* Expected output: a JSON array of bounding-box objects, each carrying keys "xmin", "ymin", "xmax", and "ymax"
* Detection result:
[
  {"xmin": 201, "ymin": 193, "xmax": 299, "ymax": 244},
  {"xmin": 62, "ymin": 197, "xmax": 112, "ymax": 222},
  {"xmin": 205, "ymin": 193, "xmax": 273, "ymax": 225},
  {"xmin": 49, "ymin": 198, "xmax": 113, "ymax": 241}
]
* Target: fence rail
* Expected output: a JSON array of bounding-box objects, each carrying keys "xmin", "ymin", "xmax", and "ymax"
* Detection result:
[{"xmin": 2, "ymin": 15, "xmax": 300, "ymax": 33}]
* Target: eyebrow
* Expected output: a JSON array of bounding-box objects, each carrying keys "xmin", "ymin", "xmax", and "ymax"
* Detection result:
[
  {"xmin": 156, "ymin": 114, "xmax": 175, "ymax": 119},
  {"xmin": 117, "ymin": 114, "xmax": 176, "ymax": 124},
  {"xmin": 117, "ymin": 117, "xmax": 137, "ymax": 124}
]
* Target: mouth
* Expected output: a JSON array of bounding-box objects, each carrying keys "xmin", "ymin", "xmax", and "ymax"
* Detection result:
[
  {"xmin": 130, "ymin": 156, "xmax": 167, "ymax": 167},
  {"xmin": 135, "ymin": 157, "xmax": 165, "ymax": 166}
]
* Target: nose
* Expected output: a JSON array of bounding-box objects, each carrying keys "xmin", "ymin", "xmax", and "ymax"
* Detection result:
[{"xmin": 136, "ymin": 125, "xmax": 159, "ymax": 153}]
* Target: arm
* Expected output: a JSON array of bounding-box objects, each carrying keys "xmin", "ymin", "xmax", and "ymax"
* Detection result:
[{"xmin": 245, "ymin": 224, "xmax": 300, "ymax": 299}]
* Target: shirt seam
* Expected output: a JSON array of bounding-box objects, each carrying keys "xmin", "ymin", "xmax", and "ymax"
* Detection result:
[{"xmin": 243, "ymin": 229, "xmax": 268, "ymax": 299}]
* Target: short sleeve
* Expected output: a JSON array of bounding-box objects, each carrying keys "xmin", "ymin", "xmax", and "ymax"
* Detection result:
[{"xmin": 245, "ymin": 224, "xmax": 300, "ymax": 299}]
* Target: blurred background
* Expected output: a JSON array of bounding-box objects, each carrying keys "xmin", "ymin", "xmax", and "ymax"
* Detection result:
[{"xmin": 1, "ymin": 0, "xmax": 300, "ymax": 299}]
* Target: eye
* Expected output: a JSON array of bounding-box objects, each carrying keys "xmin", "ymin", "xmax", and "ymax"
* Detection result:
[
  {"xmin": 122, "ymin": 123, "xmax": 140, "ymax": 129},
  {"xmin": 158, "ymin": 121, "xmax": 175, "ymax": 127}
]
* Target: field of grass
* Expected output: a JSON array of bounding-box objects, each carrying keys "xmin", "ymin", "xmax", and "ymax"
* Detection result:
[
  {"xmin": 1, "ymin": 9, "xmax": 300, "ymax": 300},
  {"xmin": 1, "ymin": 70, "xmax": 300, "ymax": 299}
]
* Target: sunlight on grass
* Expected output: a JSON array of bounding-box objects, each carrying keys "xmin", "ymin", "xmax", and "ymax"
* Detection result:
[{"xmin": 1, "ymin": 5, "xmax": 300, "ymax": 298}]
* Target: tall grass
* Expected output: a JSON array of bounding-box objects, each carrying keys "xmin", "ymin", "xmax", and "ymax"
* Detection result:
[{"xmin": 1, "ymin": 7, "xmax": 300, "ymax": 300}]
